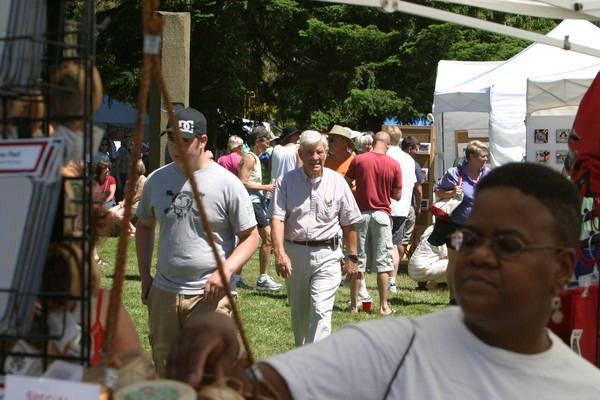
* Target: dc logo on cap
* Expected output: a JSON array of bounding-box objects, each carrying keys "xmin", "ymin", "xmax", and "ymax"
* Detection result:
[{"xmin": 179, "ymin": 120, "xmax": 194, "ymax": 134}]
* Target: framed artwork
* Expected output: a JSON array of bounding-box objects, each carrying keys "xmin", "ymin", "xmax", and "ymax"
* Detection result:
[
  {"xmin": 556, "ymin": 150, "xmax": 568, "ymax": 164},
  {"xmin": 534, "ymin": 129, "xmax": 549, "ymax": 144},
  {"xmin": 556, "ymin": 129, "xmax": 569, "ymax": 143},
  {"xmin": 421, "ymin": 198, "xmax": 429, "ymax": 210},
  {"xmin": 416, "ymin": 142, "xmax": 431, "ymax": 154},
  {"xmin": 536, "ymin": 150, "xmax": 551, "ymax": 164},
  {"xmin": 421, "ymin": 168, "xmax": 429, "ymax": 181}
]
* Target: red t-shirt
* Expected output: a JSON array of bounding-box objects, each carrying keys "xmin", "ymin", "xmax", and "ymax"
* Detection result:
[
  {"xmin": 346, "ymin": 151, "xmax": 402, "ymax": 215},
  {"xmin": 94, "ymin": 174, "xmax": 116, "ymax": 201}
]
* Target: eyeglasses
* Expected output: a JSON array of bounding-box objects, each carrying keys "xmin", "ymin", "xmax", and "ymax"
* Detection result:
[
  {"xmin": 449, "ymin": 229, "xmax": 566, "ymax": 261},
  {"xmin": 101, "ymin": 143, "xmax": 109, "ymax": 146}
]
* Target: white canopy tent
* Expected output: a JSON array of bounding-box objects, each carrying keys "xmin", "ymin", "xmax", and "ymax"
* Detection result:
[
  {"xmin": 432, "ymin": 20, "xmax": 600, "ymax": 175},
  {"xmin": 524, "ymin": 64, "xmax": 600, "ymax": 171},
  {"xmin": 527, "ymin": 63, "xmax": 600, "ymax": 116}
]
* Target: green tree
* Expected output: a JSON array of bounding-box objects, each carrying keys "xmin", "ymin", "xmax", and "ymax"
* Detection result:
[{"xmin": 95, "ymin": 0, "xmax": 558, "ymax": 136}]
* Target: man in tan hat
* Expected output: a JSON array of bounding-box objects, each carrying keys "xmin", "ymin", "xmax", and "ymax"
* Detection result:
[{"xmin": 324, "ymin": 125, "xmax": 355, "ymax": 177}]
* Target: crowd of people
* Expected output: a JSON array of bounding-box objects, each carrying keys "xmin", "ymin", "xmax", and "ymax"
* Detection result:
[
  {"xmin": 36, "ymin": 58, "xmax": 600, "ymax": 395},
  {"xmin": 84, "ymin": 107, "xmax": 600, "ymax": 396}
]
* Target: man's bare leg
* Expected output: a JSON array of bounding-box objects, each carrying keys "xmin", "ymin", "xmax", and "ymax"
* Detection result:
[
  {"xmin": 377, "ymin": 272, "xmax": 394, "ymax": 314},
  {"xmin": 259, "ymin": 226, "xmax": 272, "ymax": 275},
  {"xmin": 348, "ymin": 274, "xmax": 361, "ymax": 313}
]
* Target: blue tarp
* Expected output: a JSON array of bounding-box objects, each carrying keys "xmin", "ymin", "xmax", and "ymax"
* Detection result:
[{"xmin": 94, "ymin": 95, "xmax": 148, "ymax": 125}]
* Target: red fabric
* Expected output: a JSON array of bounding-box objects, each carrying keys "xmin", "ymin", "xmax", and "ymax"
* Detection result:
[
  {"xmin": 547, "ymin": 285, "xmax": 599, "ymax": 367},
  {"xmin": 93, "ymin": 174, "xmax": 116, "ymax": 197},
  {"xmin": 90, "ymin": 288, "xmax": 105, "ymax": 366},
  {"xmin": 346, "ymin": 152, "xmax": 402, "ymax": 215},
  {"xmin": 570, "ymin": 71, "xmax": 600, "ymax": 196},
  {"xmin": 428, "ymin": 172, "xmax": 462, "ymax": 222}
]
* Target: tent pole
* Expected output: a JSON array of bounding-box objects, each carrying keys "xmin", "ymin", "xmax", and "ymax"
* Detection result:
[{"xmin": 317, "ymin": 0, "xmax": 600, "ymax": 58}]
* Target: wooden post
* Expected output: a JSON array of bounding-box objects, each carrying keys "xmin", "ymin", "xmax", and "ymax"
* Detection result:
[{"xmin": 148, "ymin": 11, "xmax": 190, "ymax": 172}]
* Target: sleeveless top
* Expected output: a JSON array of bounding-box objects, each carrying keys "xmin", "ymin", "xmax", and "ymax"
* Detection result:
[{"xmin": 241, "ymin": 151, "xmax": 263, "ymax": 203}]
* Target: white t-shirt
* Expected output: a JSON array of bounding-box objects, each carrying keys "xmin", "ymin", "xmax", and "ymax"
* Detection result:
[
  {"xmin": 265, "ymin": 307, "xmax": 600, "ymax": 399},
  {"xmin": 387, "ymin": 146, "xmax": 417, "ymax": 217},
  {"xmin": 271, "ymin": 144, "xmax": 298, "ymax": 180}
]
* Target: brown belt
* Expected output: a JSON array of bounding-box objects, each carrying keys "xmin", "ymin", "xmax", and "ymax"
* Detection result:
[{"xmin": 286, "ymin": 239, "xmax": 335, "ymax": 247}]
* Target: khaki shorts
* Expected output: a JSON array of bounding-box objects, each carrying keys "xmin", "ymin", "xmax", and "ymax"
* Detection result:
[
  {"xmin": 355, "ymin": 210, "xmax": 394, "ymax": 273},
  {"xmin": 147, "ymin": 285, "xmax": 232, "ymax": 378}
]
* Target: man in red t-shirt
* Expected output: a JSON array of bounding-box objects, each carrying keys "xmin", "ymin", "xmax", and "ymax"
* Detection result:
[{"xmin": 346, "ymin": 131, "xmax": 402, "ymax": 314}]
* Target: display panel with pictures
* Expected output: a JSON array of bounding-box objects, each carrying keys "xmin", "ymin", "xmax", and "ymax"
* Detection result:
[
  {"xmin": 416, "ymin": 142, "xmax": 431, "ymax": 154},
  {"xmin": 525, "ymin": 115, "xmax": 573, "ymax": 172}
]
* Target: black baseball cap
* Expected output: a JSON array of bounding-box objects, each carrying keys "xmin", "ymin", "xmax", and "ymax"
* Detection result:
[{"xmin": 161, "ymin": 107, "xmax": 207, "ymax": 139}]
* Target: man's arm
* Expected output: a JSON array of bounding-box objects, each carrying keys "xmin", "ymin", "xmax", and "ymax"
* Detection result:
[
  {"xmin": 341, "ymin": 224, "xmax": 358, "ymax": 282},
  {"xmin": 271, "ymin": 218, "xmax": 292, "ymax": 278},
  {"xmin": 203, "ymin": 226, "xmax": 259, "ymax": 301},
  {"xmin": 166, "ymin": 312, "xmax": 292, "ymax": 399},
  {"xmin": 413, "ymin": 182, "xmax": 423, "ymax": 217},
  {"xmin": 135, "ymin": 217, "xmax": 156, "ymax": 305},
  {"xmin": 391, "ymin": 187, "xmax": 402, "ymax": 201}
]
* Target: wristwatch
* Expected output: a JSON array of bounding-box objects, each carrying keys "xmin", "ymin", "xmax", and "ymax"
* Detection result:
[{"xmin": 347, "ymin": 254, "xmax": 359, "ymax": 262}]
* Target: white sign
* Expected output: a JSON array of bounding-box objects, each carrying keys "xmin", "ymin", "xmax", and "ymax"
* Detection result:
[
  {"xmin": 0, "ymin": 142, "xmax": 46, "ymax": 173},
  {"xmin": 5, "ymin": 375, "xmax": 101, "ymax": 399}
]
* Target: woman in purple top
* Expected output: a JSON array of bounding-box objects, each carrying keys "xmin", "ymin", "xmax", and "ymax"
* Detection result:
[{"xmin": 429, "ymin": 140, "xmax": 489, "ymax": 303}]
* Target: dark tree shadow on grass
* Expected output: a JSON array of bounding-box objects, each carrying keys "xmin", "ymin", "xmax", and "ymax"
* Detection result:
[
  {"xmin": 388, "ymin": 297, "xmax": 448, "ymax": 308},
  {"xmin": 109, "ymin": 274, "xmax": 141, "ymax": 282},
  {"xmin": 243, "ymin": 291, "xmax": 288, "ymax": 301}
]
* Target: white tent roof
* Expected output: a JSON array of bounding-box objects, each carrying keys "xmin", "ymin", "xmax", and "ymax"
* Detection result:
[
  {"xmin": 433, "ymin": 60, "xmax": 502, "ymax": 112},
  {"xmin": 434, "ymin": 20, "xmax": 600, "ymax": 114},
  {"xmin": 527, "ymin": 63, "xmax": 600, "ymax": 115}
]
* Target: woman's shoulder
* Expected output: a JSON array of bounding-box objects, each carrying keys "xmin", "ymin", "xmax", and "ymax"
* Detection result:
[{"xmin": 442, "ymin": 166, "xmax": 461, "ymax": 181}]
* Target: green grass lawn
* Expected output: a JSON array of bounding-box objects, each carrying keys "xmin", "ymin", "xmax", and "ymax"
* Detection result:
[{"xmin": 96, "ymin": 236, "xmax": 449, "ymax": 360}]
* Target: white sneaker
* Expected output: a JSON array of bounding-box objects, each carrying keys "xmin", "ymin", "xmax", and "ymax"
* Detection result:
[
  {"xmin": 256, "ymin": 275, "xmax": 282, "ymax": 291},
  {"xmin": 349, "ymin": 292, "xmax": 372, "ymax": 306},
  {"xmin": 358, "ymin": 292, "xmax": 372, "ymax": 303},
  {"xmin": 388, "ymin": 283, "xmax": 397, "ymax": 294}
]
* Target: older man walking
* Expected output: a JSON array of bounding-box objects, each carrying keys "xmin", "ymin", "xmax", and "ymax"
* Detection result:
[{"xmin": 268, "ymin": 130, "xmax": 361, "ymax": 346}]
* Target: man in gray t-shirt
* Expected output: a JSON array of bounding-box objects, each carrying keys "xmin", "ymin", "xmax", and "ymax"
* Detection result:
[{"xmin": 135, "ymin": 108, "xmax": 258, "ymax": 378}]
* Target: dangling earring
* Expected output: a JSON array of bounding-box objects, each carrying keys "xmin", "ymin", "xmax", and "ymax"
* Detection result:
[{"xmin": 551, "ymin": 295, "xmax": 563, "ymax": 324}]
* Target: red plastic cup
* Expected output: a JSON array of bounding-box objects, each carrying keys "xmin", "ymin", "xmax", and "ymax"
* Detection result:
[{"xmin": 362, "ymin": 300, "xmax": 372, "ymax": 312}]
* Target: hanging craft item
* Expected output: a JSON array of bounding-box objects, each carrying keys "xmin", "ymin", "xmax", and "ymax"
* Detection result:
[{"xmin": 96, "ymin": 1, "xmax": 280, "ymax": 398}]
